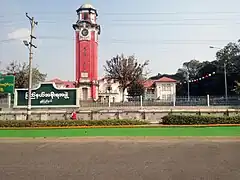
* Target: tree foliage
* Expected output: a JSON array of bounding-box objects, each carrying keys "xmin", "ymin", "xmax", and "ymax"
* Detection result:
[
  {"xmin": 177, "ymin": 59, "xmax": 203, "ymax": 79},
  {"xmin": 127, "ymin": 81, "xmax": 145, "ymax": 98},
  {"xmin": 5, "ymin": 61, "xmax": 47, "ymax": 88},
  {"xmin": 150, "ymin": 39, "xmax": 240, "ymax": 96},
  {"xmin": 104, "ymin": 54, "xmax": 149, "ymax": 101}
]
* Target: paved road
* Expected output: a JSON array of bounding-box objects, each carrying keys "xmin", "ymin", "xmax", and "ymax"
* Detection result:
[{"xmin": 0, "ymin": 138, "xmax": 240, "ymax": 180}]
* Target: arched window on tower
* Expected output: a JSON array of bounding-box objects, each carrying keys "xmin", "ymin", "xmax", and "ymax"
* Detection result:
[{"xmin": 83, "ymin": 12, "xmax": 89, "ymax": 20}]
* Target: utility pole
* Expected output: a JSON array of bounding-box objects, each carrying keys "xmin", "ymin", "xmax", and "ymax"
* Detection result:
[
  {"xmin": 187, "ymin": 71, "xmax": 190, "ymax": 101},
  {"xmin": 224, "ymin": 61, "xmax": 228, "ymax": 102},
  {"xmin": 209, "ymin": 46, "xmax": 228, "ymax": 102},
  {"xmin": 25, "ymin": 13, "xmax": 38, "ymax": 120}
]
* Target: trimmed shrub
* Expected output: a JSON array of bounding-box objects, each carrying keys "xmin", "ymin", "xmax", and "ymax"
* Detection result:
[
  {"xmin": 0, "ymin": 119, "xmax": 149, "ymax": 128},
  {"xmin": 162, "ymin": 115, "xmax": 240, "ymax": 125}
]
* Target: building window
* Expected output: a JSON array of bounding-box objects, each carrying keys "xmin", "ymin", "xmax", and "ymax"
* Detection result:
[
  {"xmin": 167, "ymin": 94, "xmax": 172, "ymax": 101},
  {"xmin": 83, "ymin": 12, "xmax": 89, "ymax": 20},
  {"xmin": 162, "ymin": 84, "xmax": 171, "ymax": 91},
  {"xmin": 147, "ymin": 89, "xmax": 154, "ymax": 94},
  {"xmin": 106, "ymin": 86, "xmax": 112, "ymax": 93},
  {"xmin": 162, "ymin": 95, "xmax": 166, "ymax": 100}
]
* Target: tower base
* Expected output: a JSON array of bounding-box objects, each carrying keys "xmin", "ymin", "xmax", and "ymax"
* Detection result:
[{"xmin": 77, "ymin": 80, "xmax": 98, "ymax": 101}]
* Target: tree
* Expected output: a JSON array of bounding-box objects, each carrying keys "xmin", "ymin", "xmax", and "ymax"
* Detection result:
[
  {"xmin": 146, "ymin": 39, "xmax": 240, "ymax": 96},
  {"xmin": 127, "ymin": 81, "xmax": 145, "ymax": 100},
  {"xmin": 215, "ymin": 40, "xmax": 240, "ymax": 95},
  {"xmin": 176, "ymin": 40, "xmax": 240, "ymax": 96},
  {"xmin": 216, "ymin": 41, "xmax": 240, "ymax": 63},
  {"xmin": 175, "ymin": 59, "xmax": 203, "ymax": 96},
  {"xmin": 177, "ymin": 59, "xmax": 203, "ymax": 79},
  {"xmin": 104, "ymin": 54, "xmax": 149, "ymax": 102},
  {"xmin": 5, "ymin": 61, "xmax": 47, "ymax": 88},
  {"xmin": 233, "ymin": 81, "xmax": 240, "ymax": 94}
]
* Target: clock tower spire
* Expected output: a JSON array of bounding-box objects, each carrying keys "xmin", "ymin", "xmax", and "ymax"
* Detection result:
[{"xmin": 73, "ymin": 4, "xmax": 101, "ymax": 101}]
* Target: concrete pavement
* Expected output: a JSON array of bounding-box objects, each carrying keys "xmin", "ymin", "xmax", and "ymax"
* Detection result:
[{"xmin": 0, "ymin": 138, "xmax": 239, "ymax": 180}]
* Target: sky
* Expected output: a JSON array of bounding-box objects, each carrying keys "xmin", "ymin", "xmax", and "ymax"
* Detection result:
[{"xmin": 1, "ymin": 0, "xmax": 240, "ymax": 80}]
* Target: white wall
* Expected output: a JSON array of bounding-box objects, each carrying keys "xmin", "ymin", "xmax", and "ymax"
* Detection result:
[
  {"xmin": 79, "ymin": 86, "xmax": 91, "ymax": 100},
  {"xmin": 98, "ymin": 79, "xmax": 128, "ymax": 102},
  {"xmin": 155, "ymin": 82, "xmax": 176, "ymax": 101},
  {"xmin": 54, "ymin": 83, "xmax": 66, "ymax": 88},
  {"xmin": 144, "ymin": 88, "xmax": 156, "ymax": 100},
  {"xmin": 98, "ymin": 79, "xmax": 177, "ymax": 102}
]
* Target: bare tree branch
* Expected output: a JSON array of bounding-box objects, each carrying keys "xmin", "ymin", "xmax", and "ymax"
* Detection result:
[{"xmin": 104, "ymin": 54, "xmax": 149, "ymax": 101}]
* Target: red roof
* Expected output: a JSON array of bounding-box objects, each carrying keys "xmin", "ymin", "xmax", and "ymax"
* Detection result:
[
  {"xmin": 48, "ymin": 78, "xmax": 75, "ymax": 88},
  {"xmin": 49, "ymin": 78, "xmax": 63, "ymax": 83},
  {"xmin": 143, "ymin": 80, "xmax": 154, "ymax": 88},
  {"xmin": 98, "ymin": 77, "xmax": 105, "ymax": 81},
  {"xmin": 155, "ymin": 77, "xmax": 177, "ymax": 83},
  {"xmin": 143, "ymin": 76, "xmax": 176, "ymax": 88}
]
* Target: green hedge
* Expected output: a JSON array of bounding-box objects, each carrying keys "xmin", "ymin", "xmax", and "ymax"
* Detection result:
[
  {"xmin": 0, "ymin": 119, "xmax": 149, "ymax": 128},
  {"xmin": 162, "ymin": 115, "xmax": 240, "ymax": 125}
]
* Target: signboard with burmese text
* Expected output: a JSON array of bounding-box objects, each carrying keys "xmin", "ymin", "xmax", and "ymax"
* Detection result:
[
  {"xmin": 0, "ymin": 74, "xmax": 15, "ymax": 94},
  {"xmin": 14, "ymin": 82, "xmax": 80, "ymax": 108}
]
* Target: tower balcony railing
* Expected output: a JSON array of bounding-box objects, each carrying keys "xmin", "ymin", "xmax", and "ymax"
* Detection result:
[{"xmin": 98, "ymin": 90, "xmax": 119, "ymax": 94}]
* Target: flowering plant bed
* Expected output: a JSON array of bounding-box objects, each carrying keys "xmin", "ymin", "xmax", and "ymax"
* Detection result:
[{"xmin": 162, "ymin": 115, "xmax": 240, "ymax": 125}]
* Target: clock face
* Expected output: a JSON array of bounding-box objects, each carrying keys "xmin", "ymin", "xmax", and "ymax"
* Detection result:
[{"xmin": 81, "ymin": 29, "xmax": 89, "ymax": 37}]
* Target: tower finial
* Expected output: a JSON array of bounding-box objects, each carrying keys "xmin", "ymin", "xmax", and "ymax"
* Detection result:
[{"xmin": 84, "ymin": 0, "xmax": 91, "ymax": 4}]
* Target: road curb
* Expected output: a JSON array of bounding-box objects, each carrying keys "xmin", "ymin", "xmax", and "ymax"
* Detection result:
[{"xmin": 0, "ymin": 124, "xmax": 240, "ymax": 130}]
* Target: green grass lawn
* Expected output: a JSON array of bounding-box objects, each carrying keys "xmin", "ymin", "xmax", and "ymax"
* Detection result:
[{"xmin": 0, "ymin": 127, "xmax": 240, "ymax": 137}]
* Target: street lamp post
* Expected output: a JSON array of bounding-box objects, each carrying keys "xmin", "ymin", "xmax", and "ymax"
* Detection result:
[{"xmin": 209, "ymin": 46, "xmax": 228, "ymax": 101}]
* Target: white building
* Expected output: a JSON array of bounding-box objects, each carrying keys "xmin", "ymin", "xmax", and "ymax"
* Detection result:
[
  {"xmin": 98, "ymin": 76, "xmax": 177, "ymax": 103},
  {"xmin": 144, "ymin": 77, "xmax": 177, "ymax": 101},
  {"xmin": 98, "ymin": 78, "xmax": 128, "ymax": 103}
]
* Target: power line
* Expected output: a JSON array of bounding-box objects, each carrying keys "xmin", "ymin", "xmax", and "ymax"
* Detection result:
[
  {"xmin": 0, "ymin": 20, "xmax": 67, "ymax": 25},
  {"xmin": 0, "ymin": 37, "xmax": 29, "ymax": 43},
  {"xmin": 1, "ymin": 12, "xmax": 240, "ymax": 27},
  {"xmin": 111, "ymin": 23, "xmax": 240, "ymax": 26},
  {"xmin": 112, "ymin": 18, "xmax": 240, "ymax": 22},
  {"xmin": 2, "ymin": 11, "xmax": 240, "ymax": 18},
  {"xmin": 102, "ymin": 11, "xmax": 240, "ymax": 15},
  {"xmin": 1, "ymin": 17, "xmax": 240, "ymax": 25},
  {"xmin": 110, "ymin": 41, "xmax": 232, "ymax": 45},
  {"xmin": 111, "ymin": 39, "xmax": 237, "ymax": 42},
  {"xmin": 0, "ymin": 36, "xmax": 237, "ymax": 45},
  {"xmin": 1, "ymin": 21, "xmax": 240, "ymax": 28},
  {"xmin": 1, "ymin": 36, "xmax": 237, "ymax": 42}
]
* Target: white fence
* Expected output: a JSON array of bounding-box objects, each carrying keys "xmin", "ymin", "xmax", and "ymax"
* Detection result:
[
  {"xmin": 79, "ymin": 95, "xmax": 240, "ymax": 107},
  {"xmin": 0, "ymin": 94, "xmax": 12, "ymax": 108}
]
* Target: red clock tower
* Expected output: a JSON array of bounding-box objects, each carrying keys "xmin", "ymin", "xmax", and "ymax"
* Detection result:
[{"xmin": 73, "ymin": 4, "xmax": 100, "ymax": 101}]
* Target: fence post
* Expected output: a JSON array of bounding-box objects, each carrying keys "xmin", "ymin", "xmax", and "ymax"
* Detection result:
[
  {"xmin": 207, "ymin": 94, "xmax": 210, "ymax": 107},
  {"xmin": 140, "ymin": 95, "xmax": 143, "ymax": 108},
  {"xmin": 173, "ymin": 95, "xmax": 176, "ymax": 107},
  {"xmin": 8, "ymin": 93, "xmax": 11, "ymax": 109},
  {"xmin": 108, "ymin": 95, "xmax": 111, "ymax": 107}
]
